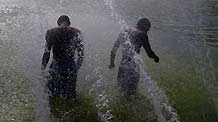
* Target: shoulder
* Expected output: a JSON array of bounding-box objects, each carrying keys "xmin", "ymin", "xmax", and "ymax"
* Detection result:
[
  {"xmin": 46, "ymin": 27, "xmax": 59, "ymax": 36},
  {"xmin": 68, "ymin": 27, "xmax": 81, "ymax": 34},
  {"xmin": 135, "ymin": 28, "xmax": 147, "ymax": 39}
]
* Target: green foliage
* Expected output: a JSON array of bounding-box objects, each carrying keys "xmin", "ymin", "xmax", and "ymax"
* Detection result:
[
  {"xmin": 0, "ymin": 41, "xmax": 35, "ymax": 122},
  {"xmin": 50, "ymin": 95, "xmax": 100, "ymax": 122},
  {"xmin": 145, "ymin": 55, "xmax": 218, "ymax": 122},
  {"xmin": 110, "ymin": 94, "xmax": 157, "ymax": 122}
]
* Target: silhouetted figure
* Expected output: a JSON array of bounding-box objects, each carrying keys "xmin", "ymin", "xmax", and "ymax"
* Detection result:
[
  {"xmin": 109, "ymin": 18, "xmax": 159, "ymax": 95},
  {"xmin": 41, "ymin": 15, "xmax": 84, "ymax": 98}
]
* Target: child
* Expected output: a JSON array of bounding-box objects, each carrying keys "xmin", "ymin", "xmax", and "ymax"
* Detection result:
[{"xmin": 109, "ymin": 18, "xmax": 159, "ymax": 95}]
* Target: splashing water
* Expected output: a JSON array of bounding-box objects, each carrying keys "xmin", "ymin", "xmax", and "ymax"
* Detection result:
[
  {"xmin": 103, "ymin": 0, "xmax": 180, "ymax": 121},
  {"xmin": 135, "ymin": 54, "xmax": 180, "ymax": 122},
  {"xmin": 1, "ymin": 0, "xmax": 218, "ymax": 122}
]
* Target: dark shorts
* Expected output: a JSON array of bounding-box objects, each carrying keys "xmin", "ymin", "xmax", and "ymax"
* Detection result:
[
  {"xmin": 47, "ymin": 62, "xmax": 78, "ymax": 98},
  {"xmin": 117, "ymin": 60, "xmax": 140, "ymax": 95}
]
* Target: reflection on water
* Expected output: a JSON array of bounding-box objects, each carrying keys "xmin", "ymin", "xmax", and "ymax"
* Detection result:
[{"xmin": 200, "ymin": 0, "xmax": 218, "ymax": 44}]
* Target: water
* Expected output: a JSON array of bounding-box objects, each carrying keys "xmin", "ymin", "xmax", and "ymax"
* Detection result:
[
  {"xmin": 1, "ymin": 0, "xmax": 218, "ymax": 122},
  {"xmin": 103, "ymin": 0, "xmax": 179, "ymax": 121}
]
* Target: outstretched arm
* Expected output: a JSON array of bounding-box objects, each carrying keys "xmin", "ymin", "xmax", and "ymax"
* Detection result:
[
  {"xmin": 42, "ymin": 30, "xmax": 52, "ymax": 70},
  {"xmin": 142, "ymin": 35, "xmax": 159, "ymax": 63},
  {"xmin": 76, "ymin": 32, "xmax": 84, "ymax": 69},
  {"xmin": 109, "ymin": 33, "xmax": 123, "ymax": 68}
]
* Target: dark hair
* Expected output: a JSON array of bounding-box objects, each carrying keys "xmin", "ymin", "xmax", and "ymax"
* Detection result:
[
  {"xmin": 57, "ymin": 15, "xmax": 71, "ymax": 26},
  {"xmin": 137, "ymin": 18, "xmax": 151, "ymax": 31}
]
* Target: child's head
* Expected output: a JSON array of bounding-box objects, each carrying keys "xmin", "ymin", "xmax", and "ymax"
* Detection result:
[
  {"xmin": 136, "ymin": 18, "xmax": 151, "ymax": 32},
  {"xmin": 57, "ymin": 15, "xmax": 71, "ymax": 26}
]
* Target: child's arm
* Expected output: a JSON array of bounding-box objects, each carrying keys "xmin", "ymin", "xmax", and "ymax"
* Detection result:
[
  {"xmin": 109, "ymin": 33, "xmax": 123, "ymax": 68},
  {"xmin": 142, "ymin": 35, "xmax": 159, "ymax": 63},
  {"xmin": 42, "ymin": 30, "xmax": 53, "ymax": 70}
]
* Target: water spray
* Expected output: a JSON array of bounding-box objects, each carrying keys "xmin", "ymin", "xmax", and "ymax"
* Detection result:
[{"xmin": 103, "ymin": 0, "xmax": 180, "ymax": 121}]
